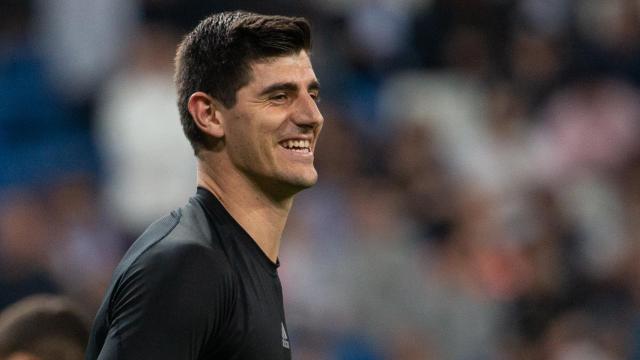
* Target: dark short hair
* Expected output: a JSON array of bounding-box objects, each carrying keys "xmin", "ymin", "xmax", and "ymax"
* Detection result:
[
  {"xmin": 0, "ymin": 295, "xmax": 89, "ymax": 360},
  {"xmin": 174, "ymin": 11, "xmax": 312, "ymax": 154}
]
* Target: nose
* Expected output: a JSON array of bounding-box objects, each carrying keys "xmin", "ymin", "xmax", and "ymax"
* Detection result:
[{"xmin": 292, "ymin": 92, "xmax": 324, "ymax": 130}]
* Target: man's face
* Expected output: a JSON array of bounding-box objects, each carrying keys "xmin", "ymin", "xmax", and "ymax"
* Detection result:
[{"xmin": 220, "ymin": 51, "xmax": 324, "ymax": 196}]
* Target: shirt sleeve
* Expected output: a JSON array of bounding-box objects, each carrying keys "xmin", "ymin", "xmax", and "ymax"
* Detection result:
[{"xmin": 95, "ymin": 242, "xmax": 236, "ymax": 359}]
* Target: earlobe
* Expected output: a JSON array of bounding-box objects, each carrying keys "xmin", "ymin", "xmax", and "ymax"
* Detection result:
[{"xmin": 187, "ymin": 92, "xmax": 225, "ymax": 138}]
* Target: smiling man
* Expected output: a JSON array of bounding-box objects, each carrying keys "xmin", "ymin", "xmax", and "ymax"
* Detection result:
[{"xmin": 85, "ymin": 11, "xmax": 323, "ymax": 359}]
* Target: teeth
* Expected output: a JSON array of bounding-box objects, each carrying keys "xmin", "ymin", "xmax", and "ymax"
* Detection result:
[{"xmin": 282, "ymin": 139, "xmax": 311, "ymax": 151}]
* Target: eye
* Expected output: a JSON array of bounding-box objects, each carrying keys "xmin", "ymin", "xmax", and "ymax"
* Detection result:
[
  {"xmin": 270, "ymin": 93, "xmax": 288, "ymax": 103},
  {"xmin": 309, "ymin": 92, "xmax": 321, "ymax": 104}
]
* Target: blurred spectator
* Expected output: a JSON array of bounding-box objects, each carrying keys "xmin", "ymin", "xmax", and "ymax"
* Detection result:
[
  {"xmin": 33, "ymin": 0, "xmax": 138, "ymax": 102},
  {"xmin": 572, "ymin": 0, "xmax": 640, "ymax": 85},
  {"xmin": 0, "ymin": 0, "xmax": 115, "ymax": 316},
  {"xmin": 0, "ymin": 191, "xmax": 58, "ymax": 310},
  {"xmin": 507, "ymin": 28, "xmax": 565, "ymax": 111},
  {"xmin": 95, "ymin": 21, "xmax": 196, "ymax": 238},
  {"xmin": 383, "ymin": 121, "xmax": 457, "ymax": 244},
  {"xmin": 517, "ymin": 0, "xmax": 571, "ymax": 37},
  {"xmin": 378, "ymin": 70, "xmax": 493, "ymax": 191},
  {"xmin": 0, "ymin": 1, "xmax": 97, "ymax": 190},
  {"xmin": 342, "ymin": 177, "xmax": 435, "ymax": 359},
  {"xmin": 533, "ymin": 78, "xmax": 640, "ymax": 182},
  {"xmin": 45, "ymin": 177, "xmax": 121, "ymax": 314},
  {"xmin": 0, "ymin": 294, "xmax": 89, "ymax": 360},
  {"xmin": 531, "ymin": 78, "xmax": 640, "ymax": 279}
]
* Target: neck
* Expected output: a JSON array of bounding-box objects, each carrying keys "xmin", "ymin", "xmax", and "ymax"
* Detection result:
[{"xmin": 196, "ymin": 157, "xmax": 293, "ymax": 263}]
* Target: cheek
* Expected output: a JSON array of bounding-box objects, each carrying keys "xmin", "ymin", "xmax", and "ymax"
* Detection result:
[
  {"xmin": 226, "ymin": 111, "xmax": 282, "ymax": 161},
  {"xmin": 229, "ymin": 124, "xmax": 272, "ymax": 164}
]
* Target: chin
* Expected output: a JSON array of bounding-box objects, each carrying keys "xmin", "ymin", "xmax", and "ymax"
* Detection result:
[
  {"xmin": 289, "ymin": 175, "xmax": 318, "ymax": 190},
  {"xmin": 279, "ymin": 170, "xmax": 318, "ymax": 194}
]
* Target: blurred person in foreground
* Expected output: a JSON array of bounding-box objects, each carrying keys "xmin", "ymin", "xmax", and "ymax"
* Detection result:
[
  {"xmin": 0, "ymin": 294, "xmax": 89, "ymax": 360},
  {"xmin": 86, "ymin": 10, "xmax": 324, "ymax": 359}
]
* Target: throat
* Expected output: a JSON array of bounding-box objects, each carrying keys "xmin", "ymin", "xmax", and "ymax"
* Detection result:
[{"xmin": 197, "ymin": 158, "xmax": 293, "ymax": 263}]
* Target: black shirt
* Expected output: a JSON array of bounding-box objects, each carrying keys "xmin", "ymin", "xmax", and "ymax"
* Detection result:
[{"xmin": 85, "ymin": 188, "xmax": 292, "ymax": 359}]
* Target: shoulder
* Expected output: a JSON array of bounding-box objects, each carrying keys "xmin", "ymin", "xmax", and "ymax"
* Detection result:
[
  {"xmin": 115, "ymin": 198, "xmax": 229, "ymax": 280},
  {"xmin": 107, "ymin": 203, "xmax": 236, "ymax": 321},
  {"xmin": 90, "ymin": 197, "xmax": 240, "ymax": 356}
]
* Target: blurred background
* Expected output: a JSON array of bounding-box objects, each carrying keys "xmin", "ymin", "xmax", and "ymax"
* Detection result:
[{"xmin": 2, "ymin": 0, "xmax": 640, "ymax": 358}]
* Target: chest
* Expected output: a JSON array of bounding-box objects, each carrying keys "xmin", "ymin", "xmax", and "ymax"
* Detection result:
[{"xmin": 212, "ymin": 265, "xmax": 291, "ymax": 360}]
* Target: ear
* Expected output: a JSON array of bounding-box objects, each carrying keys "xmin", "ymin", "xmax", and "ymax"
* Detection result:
[{"xmin": 187, "ymin": 91, "xmax": 225, "ymax": 139}]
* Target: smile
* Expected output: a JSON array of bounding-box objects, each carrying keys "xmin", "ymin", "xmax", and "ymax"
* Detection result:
[{"xmin": 280, "ymin": 139, "xmax": 311, "ymax": 153}]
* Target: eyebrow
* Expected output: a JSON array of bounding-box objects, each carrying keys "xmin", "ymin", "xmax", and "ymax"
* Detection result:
[{"xmin": 258, "ymin": 80, "xmax": 321, "ymax": 97}]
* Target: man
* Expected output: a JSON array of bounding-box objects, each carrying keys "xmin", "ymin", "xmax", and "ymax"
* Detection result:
[
  {"xmin": 0, "ymin": 294, "xmax": 89, "ymax": 360},
  {"xmin": 85, "ymin": 10, "xmax": 323, "ymax": 359}
]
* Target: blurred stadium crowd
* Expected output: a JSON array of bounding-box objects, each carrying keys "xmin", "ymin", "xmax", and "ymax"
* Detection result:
[{"xmin": 2, "ymin": 0, "xmax": 640, "ymax": 359}]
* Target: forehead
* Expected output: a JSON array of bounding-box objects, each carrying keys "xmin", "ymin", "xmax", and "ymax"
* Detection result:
[{"xmin": 246, "ymin": 51, "xmax": 317, "ymax": 88}]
